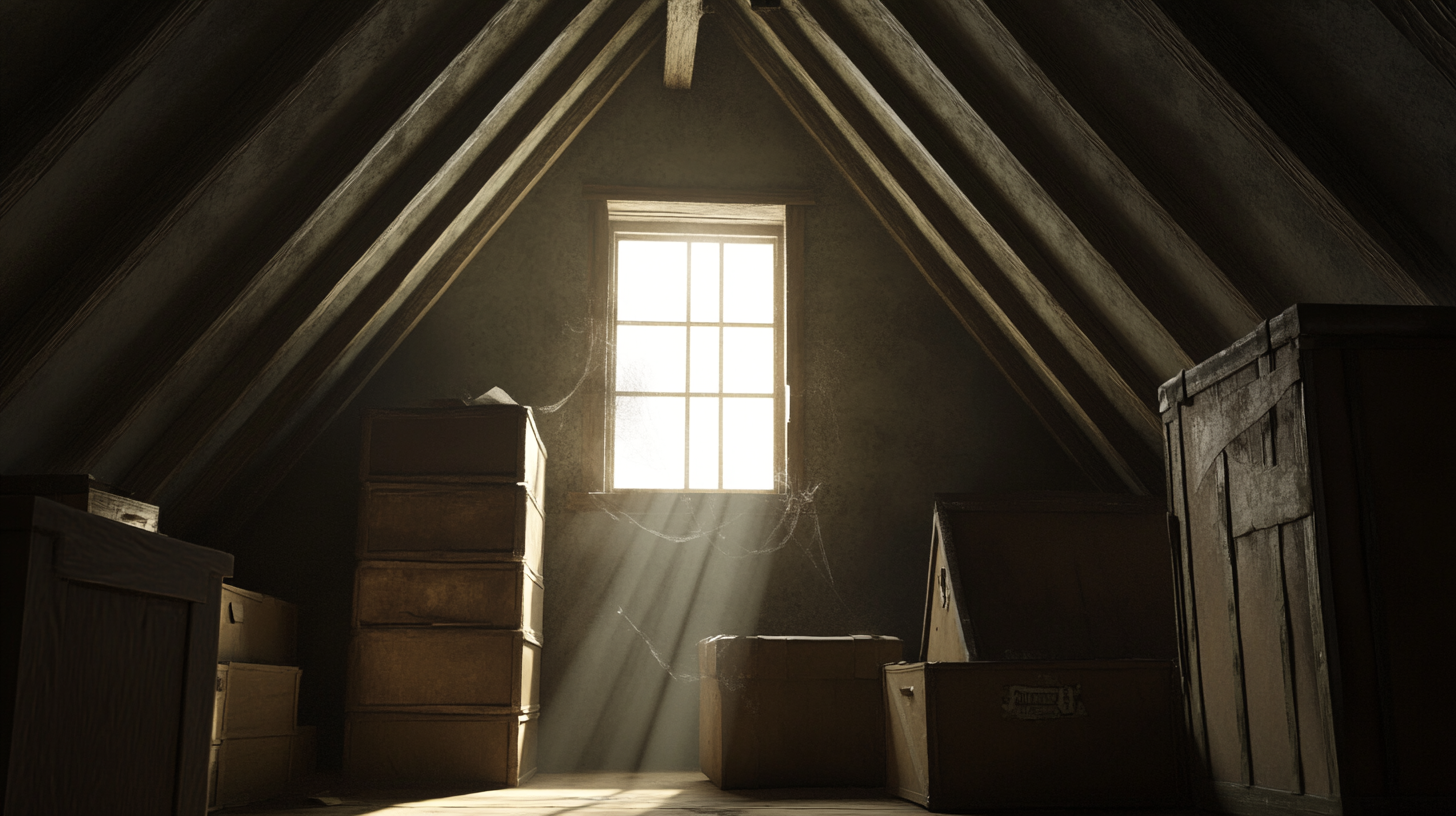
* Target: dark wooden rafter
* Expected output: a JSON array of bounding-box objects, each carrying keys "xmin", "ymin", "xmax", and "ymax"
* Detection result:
[
  {"xmin": 51, "ymin": 0, "xmax": 538, "ymax": 476},
  {"xmin": 979, "ymin": 0, "xmax": 1288, "ymax": 325},
  {"xmin": 1126, "ymin": 0, "xmax": 1439, "ymax": 307},
  {"xmin": 0, "ymin": 0, "xmax": 206, "ymax": 219},
  {"xmin": 1370, "ymin": 0, "xmax": 1456, "ymax": 92},
  {"xmin": 715, "ymin": 0, "xmax": 1149, "ymax": 492},
  {"xmin": 799, "ymin": 0, "xmax": 1185, "ymax": 403},
  {"xmin": 879, "ymin": 0, "xmax": 1261, "ymax": 361},
  {"xmin": 0, "ymin": 1, "xmax": 378, "ymax": 416},
  {"xmin": 665, "ymin": 0, "xmax": 705, "ymax": 89},
  {"xmin": 1154, "ymin": 0, "xmax": 1456, "ymax": 306},
  {"xmin": 115, "ymin": 0, "xmax": 592, "ymax": 501},
  {"xmin": 170, "ymin": 0, "xmax": 667, "ymax": 539}
]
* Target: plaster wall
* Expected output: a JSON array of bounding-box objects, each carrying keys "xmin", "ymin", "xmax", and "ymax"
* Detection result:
[{"xmin": 230, "ymin": 16, "xmax": 1088, "ymax": 771}]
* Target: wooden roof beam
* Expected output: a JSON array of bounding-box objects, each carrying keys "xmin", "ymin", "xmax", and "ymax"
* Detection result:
[
  {"xmin": 881, "ymin": 0, "xmax": 1263, "ymax": 357},
  {"xmin": 162, "ymin": 0, "xmax": 666, "ymax": 537},
  {"xmin": 665, "ymin": 0, "xmax": 704, "ymax": 89},
  {"xmin": 51, "ymin": 0, "xmax": 551, "ymax": 478},
  {"xmin": 718, "ymin": 0, "xmax": 1156, "ymax": 492}
]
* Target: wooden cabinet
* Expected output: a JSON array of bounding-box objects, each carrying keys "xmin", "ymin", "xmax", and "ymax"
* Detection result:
[
  {"xmin": 1161, "ymin": 304, "xmax": 1456, "ymax": 815},
  {"xmin": 1, "ymin": 496, "xmax": 232, "ymax": 816}
]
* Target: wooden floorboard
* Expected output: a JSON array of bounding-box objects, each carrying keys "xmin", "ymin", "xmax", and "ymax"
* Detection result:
[{"xmin": 217, "ymin": 770, "xmax": 1197, "ymax": 814}]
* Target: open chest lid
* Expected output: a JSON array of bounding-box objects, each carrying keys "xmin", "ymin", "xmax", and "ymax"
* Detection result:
[{"xmin": 920, "ymin": 492, "xmax": 1177, "ymax": 663}]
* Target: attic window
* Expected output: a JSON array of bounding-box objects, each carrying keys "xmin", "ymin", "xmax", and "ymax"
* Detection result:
[{"xmin": 582, "ymin": 188, "xmax": 810, "ymax": 495}]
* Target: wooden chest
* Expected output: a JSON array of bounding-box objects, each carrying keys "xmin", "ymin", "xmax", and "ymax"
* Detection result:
[
  {"xmin": 347, "ymin": 628, "xmax": 540, "ymax": 712},
  {"xmin": 1161, "ymin": 304, "xmax": 1456, "ymax": 815},
  {"xmin": 923, "ymin": 492, "xmax": 1176, "ymax": 662},
  {"xmin": 212, "ymin": 733, "xmax": 294, "ymax": 809},
  {"xmin": 217, "ymin": 584, "xmax": 297, "ymax": 665},
  {"xmin": 353, "ymin": 560, "xmax": 543, "ymax": 636},
  {"xmin": 212, "ymin": 662, "xmax": 301, "ymax": 740},
  {"xmin": 698, "ymin": 635, "xmax": 902, "ymax": 789},
  {"xmin": 884, "ymin": 660, "xmax": 1182, "ymax": 811},
  {"xmin": 0, "ymin": 474, "xmax": 160, "ymax": 532},
  {"xmin": 357, "ymin": 482, "xmax": 542, "ymax": 573},
  {"xmin": 345, "ymin": 710, "xmax": 537, "ymax": 786},
  {"xmin": 361, "ymin": 404, "xmax": 546, "ymax": 506},
  {"xmin": 1, "ymin": 496, "xmax": 231, "ymax": 816}
]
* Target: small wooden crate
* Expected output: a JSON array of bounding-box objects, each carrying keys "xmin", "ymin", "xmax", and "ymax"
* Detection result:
[
  {"xmin": 884, "ymin": 660, "xmax": 1183, "ymax": 811},
  {"xmin": 218, "ymin": 584, "xmax": 298, "ymax": 665},
  {"xmin": 0, "ymin": 474, "xmax": 160, "ymax": 532},
  {"xmin": 924, "ymin": 492, "xmax": 1176, "ymax": 662},
  {"xmin": 347, "ymin": 628, "xmax": 540, "ymax": 712},
  {"xmin": 344, "ymin": 711, "xmax": 537, "ymax": 786},
  {"xmin": 698, "ymin": 635, "xmax": 902, "ymax": 789},
  {"xmin": 361, "ymin": 404, "xmax": 546, "ymax": 505},
  {"xmin": 357, "ymin": 482, "xmax": 542, "ymax": 573},
  {"xmin": 213, "ymin": 662, "xmax": 301, "ymax": 740},
  {"xmin": 354, "ymin": 560, "xmax": 543, "ymax": 636}
]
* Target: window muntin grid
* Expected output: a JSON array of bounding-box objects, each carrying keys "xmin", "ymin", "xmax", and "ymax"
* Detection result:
[{"xmin": 610, "ymin": 232, "xmax": 782, "ymax": 491}]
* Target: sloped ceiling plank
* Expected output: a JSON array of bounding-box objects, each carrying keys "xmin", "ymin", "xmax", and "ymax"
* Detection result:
[
  {"xmin": 1159, "ymin": 0, "xmax": 1455, "ymax": 306},
  {"xmin": 55, "ymin": 0, "xmax": 544, "ymax": 477},
  {"xmin": 167, "ymin": 0, "xmax": 666, "ymax": 537},
  {"xmin": 743, "ymin": 1, "xmax": 1163, "ymax": 481},
  {"xmin": 119, "ymin": 0, "xmax": 597, "ymax": 503},
  {"xmin": 891, "ymin": 0, "xmax": 1261, "ymax": 358},
  {"xmin": 0, "ymin": 0, "xmax": 206, "ymax": 219},
  {"xmin": 981, "ymin": 0, "xmax": 1287, "ymax": 325},
  {"xmin": 812, "ymin": 0, "xmax": 1191, "ymax": 391},
  {"xmin": 717, "ymin": 0, "xmax": 1147, "ymax": 492},
  {"xmin": 1125, "ymin": 0, "xmax": 1434, "ymax": 307},
  {"xmin": 0, "ymin": 1, "xmax": 374, "ymax": 416},
  {"xmin": 664, "ymin": 0, "xmax": 703, "ymax": 89},
  {"xmin": 1371, "ymin": 0, "xmax": 1456, "ymax": 92}
]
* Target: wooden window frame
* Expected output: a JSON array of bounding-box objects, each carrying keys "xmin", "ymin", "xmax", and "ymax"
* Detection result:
[{"xmin": 582, "ymin": 186, "xmax": 810, "ymax": 495}]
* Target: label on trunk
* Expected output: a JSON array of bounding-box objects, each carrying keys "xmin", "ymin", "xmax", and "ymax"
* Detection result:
[{"xmin": 1001, "ymin": 684, "xmax": 1086, "ymax": 719}]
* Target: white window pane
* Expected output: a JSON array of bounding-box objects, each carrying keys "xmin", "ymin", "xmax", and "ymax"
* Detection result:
[
  {"xmin": 614, "ymin": 396, "xmax": 685, "ymax": 489},
  {"xmin": 616, "ymin": 325, "xmax": 685, "ymax": 392},
  {"xmin": 722, "ymin": 243, "xmax": 774, "ymax": 324},
  {"xmin": 722, "ymin": 327, "xmax": 774, "ymax": 394},
  {"xmin": 688, "ymin": 397, "xmax": 719, "ymax": 489},
  {"xmin": 617, "ymin": 240, "xmax": 686, "ymax": 321},
  {"xmin": 690, "ymin": 242, "xmax": 720, "ymax": 322},
  {"xmin": 722, "ymin": 398, "xmax": 774, "ymax": 490},
  {"xmin": 689, "ymin": 326, "xmax": 719, "ymax": 393}
]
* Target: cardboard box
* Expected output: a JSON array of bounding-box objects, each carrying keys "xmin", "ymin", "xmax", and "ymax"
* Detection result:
[
  {"xmin": 884, "ymin": 660, "xmax": 1183, "ymax": 811},
  {"xmin": 213, "ymin": 733, "xmax": 293, "ymax": 808},
  {"xmin": 361, "ymin": 404, "xmax": 546, "ymax": 507},
  {"xmin": 353, "ymin": 560, "xmax": 542, "ymax": 636},
  {"xmin": 357, "ymin": 482, "xmax": 542, "ymax": 574},
  {"xmin": 698, "ymin": 635, "xmax": 902, "ymax": 789},
  {"xmin": 214, "ymin": 662, "xmax": 300, "ymax": 740},
  {"xmin": 347, "ymin": 628, "xmax": 540, "ymax": 712},
  {"xmin": 344, "ymin": 711, "xmax": 537, "ymax": 786},
  {"xmin": 923, "ymin": 493, "xmax": 1176, "ymax": 662},
  {"xmin": 218, "ymin": 584, "xmax": 298, "ymax": 665}
]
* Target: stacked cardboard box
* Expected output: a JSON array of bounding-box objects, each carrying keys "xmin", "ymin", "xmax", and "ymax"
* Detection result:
[
  {"xmin": 344, "ymin": 404, "xmax": 545, "ymax": 786},
  {"xmin": 211, "ymin": 584, "xmax": 313, "ymax": 809},
  {"xmin": 885, "ymin": 493, "xmax": 1185, "ymax": 812}
]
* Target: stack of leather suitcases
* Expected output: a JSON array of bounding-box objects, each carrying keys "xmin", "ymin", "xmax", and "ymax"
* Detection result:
[
  {"xmin": 884, "ymin": 492, "xmax": 1186, "ymax": 811},
  {"xmin": 344, "ymin": 403, "xmax": 545, "ymax": 786}
]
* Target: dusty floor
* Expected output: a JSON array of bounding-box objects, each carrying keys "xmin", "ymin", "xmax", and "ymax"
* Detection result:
[{"xmin": 216, "ymin": 770, "xmax": 1197, "ymax": 815}]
